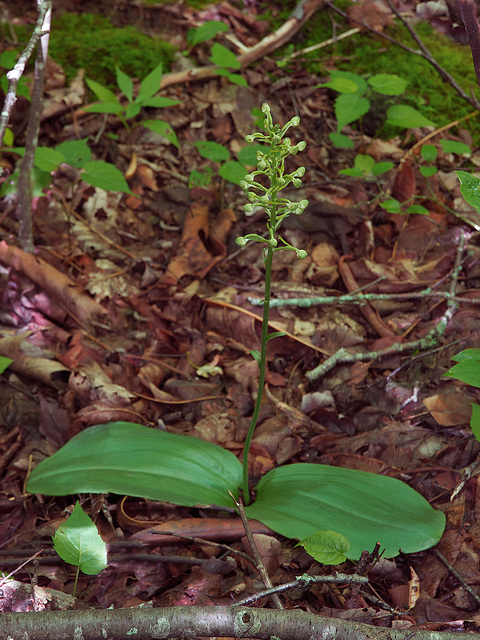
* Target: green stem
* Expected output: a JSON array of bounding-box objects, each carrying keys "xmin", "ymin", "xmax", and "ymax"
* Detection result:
[{"xmin": 242, "ymin": 171, "xmax": 278, "ymax": 505}]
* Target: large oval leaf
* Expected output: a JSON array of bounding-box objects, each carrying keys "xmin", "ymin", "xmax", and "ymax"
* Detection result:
[
  {"xmin": 244, "ymin": 464, "xmax": 445, "ymax": 559},
  {"xmin": 27, "ymin": 422, "xmax": 242, "ymax": 508}
]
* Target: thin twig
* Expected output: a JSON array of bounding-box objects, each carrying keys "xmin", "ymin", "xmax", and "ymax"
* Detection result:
[
  {"xmin": 434, "ymin": 549, "xmax": 480, "ymax": 608},
  {"xmin": 230, "ymin": 492, "xmax": 284, "ymax": 610}
]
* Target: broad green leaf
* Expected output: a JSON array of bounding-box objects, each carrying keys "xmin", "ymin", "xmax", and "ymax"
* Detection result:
[
  {"xmin": 187, "ymin": 20, "xmax": 229, "ymax": 47},
  {"xmin": 189, "ymin": 169, "xmax": 213, "ymax": 188},
  {"xmin": 338, "ymin": 168, "xmax": 364, "ymax": 177},
  {"xmin": 380, "ymin": 198, "xmax": 402, "ymax": 213},
  {"xmin": 12, "ymin": 146, "xmax": 63, "ymax": 173},
  {"xmin": 321, "ymin": 71, "xmax": 368, "ymax": 95},
  {"xmin": 405, "ymin": 204, "xmax": 429, "ymax": 215},
  {"xmin": 244, "ymin": 463, "xmax": 445, "ymax": 559},
  {"xmin": 218, "ymin": 160, "xmax": 248, "ymax": 185},
  {"xmin": 386, "ymin": 105, "xmax": 435, "ymax": 128},
  {"xmin": 194, "ymin": 140, "xmax": 230, "ymax": 163},
  {"xmin": 209, "ymin": 43, "xmax": 240, "ymax": 69},
  {"xmin": 139, "ymin": 62, "xmax": 163, "ymax": 100},
  {"xmin": 142, "ymin": 120, "xmax": 179, "ymax": 148},
  {"xmin": 441, "ymin": 140, "xmax": 471, "ymax": 156},
  {"xmin": 27, "ymin": 422, "xmax": 242, "ymax": 508},
  {"xmin": 335, "ymin": 94, "xmax": 370, "ymax": 131},
  {"xmin": 53, "ymin": 502, "xmax": 107, "ymax": 575},
  {"xmin": 471, "ymin": 403, "xmax": 480, "ymax": 442},
  {"xmin": 444, "ymin": 358, "xmax": 480, "ymax": 388},
  {"xmin": 3, "ymin": 127, "xmax": 14, "ymax": 147},
  {"xmin": 84, "ymin": 102, "xmax": 125, "ymax": 116},
  {"xmin": 455, "ymin": 171, "xmax": 480, "ymax": 213},
  {"xmin": 372, "ymin": 161, "xmax": 394, "ymax": 176},
  {"xmin": 0, "ymin": 356, "xmax": 12, "ymax": 375},
  {"xmin": 135, "ymin": 96, "xmax": 181, "ymax": 109},
  {"xmin": 55, "ymin": 139, "xmax": 92, "ymax": 169},
  {"xmin": 328, "ymin": 132, "xmax": 354, "ymax": 149},
  {"xmin": 225, "ymin": 73, "xmax": 248, "ymax": 87},
  {"xmin": 237, "ymin": 144, "xmax": 265, "ymax": 167},
  {"xmin": 296, "ymin": 530, "xmax": 350, "ymax": 565},
  {"xmin": 451, "ymin": 348, "xmax": 480, "ymax": 363},
  {"xmin": 368, "ymin": 74, "xmax": 407, "ymax": 96},
  {"xmin": 81, "ymin": 161, "xmax": 133, "ymax": 195},
  {"xmin": 421, "ymin": 144, "xmax": 438, "ymax": 162},
  {"xmin": 116, "ymin": 66, "xmax": 133, "ymax": 103},
  {"xmin": 125, "ymin": 103, "xmax": 142, "ymax": 120},
  {"xmin": 420, "ymin": 167, "xmax": 437, "ymax": 178},
  {"xmin": 85, "ymin": 78, "xmax": 119, "ymax": 105},
  {"xmin": 354, "ymin": 154, "xmax": 375, "ymax": 174}
]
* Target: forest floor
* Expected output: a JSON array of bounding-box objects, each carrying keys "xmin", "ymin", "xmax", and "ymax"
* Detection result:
[{"xmin": 1, "ymin": 0, "xmax": 480, "ymax": 632}]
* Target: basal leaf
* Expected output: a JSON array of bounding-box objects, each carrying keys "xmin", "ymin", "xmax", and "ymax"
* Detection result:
[
  {"xmin": 27, "ymin": 422, "xmax": 242, "ymax": 508},
  {"xmin": 444, "ymin": 358, "xmax": 480, "ymax": 388},
  {"xmin": 471, "ymin": 403, "xmax": 480, "ymax": 442},
  {"xmin": 53, "ymin": 502, "xmax": 107, "ymax": 575},
  {"xmin": 244, "ymin": 464, "xmax": 445, "ymax": 560}
]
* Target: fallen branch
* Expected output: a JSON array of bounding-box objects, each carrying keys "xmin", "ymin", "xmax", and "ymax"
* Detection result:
[{"xmin": 0, "ymin": 605, "xmax": 477, "ymax": 640}]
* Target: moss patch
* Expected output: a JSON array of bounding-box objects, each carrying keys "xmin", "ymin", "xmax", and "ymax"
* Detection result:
[{"xmin": 48, "ymin": 13, "xmax": 176, "ymax": 87}]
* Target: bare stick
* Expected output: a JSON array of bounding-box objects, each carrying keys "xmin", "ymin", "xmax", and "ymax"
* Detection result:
[
  {"xmin": 455, "ymin": 0, "xmax": 480, "ymax": 91},
  {"xmin": 15, "ymin": 0, "xmax": 52, "ymax": 253}
]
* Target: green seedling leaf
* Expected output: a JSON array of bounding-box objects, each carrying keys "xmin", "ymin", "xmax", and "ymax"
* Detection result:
[
  {"xmin": 368, "ymin": 74, "xmax": 407, "ymax": 96},
  {"xmin": 455, "ymin": 171, "xmax": 480, "ymax": 213},
  {"xmin": 328, "ymin": 132, "xmax": 354, "ymax": 149},
  {"xmin": 335, "ymin": 94, "xmax": 370, "ymax": 131},
  {"xmin": 81, "ymin": 161, "xmax": 134, "ymax": 195},
  {"xmin": 250, "ymin": 349, "xmax": 261, "ymax": 362},
  {"xmin": 55, "ymin": 139, "xmax": 92, "ymax": 169},
  {"xmin": 372, "ymin": 161, "xmax": 394, "ymax": 176},
  {"xmin": 116, "ymin": 66, "xmax": 133, "ymax": 103},
  {"xmin": 142, "ymin": 120, "xmax": 179, "ymax": 148},
  {"xmin": 405, "ymin": 204, "xmax": 430, "ymax": 215},
  {"xmin": 0, "ymin": 356, "xmax": 13, "ymax": 375},
  {"xmin": 354, "ymin": 154, "xmax": 375, "ymax": 174},
  {"xmin": 139, "ymin": 62, "xmax": 163, "ymax": 101},
  {"xmin": 27, "ymin": 422, "xmax": 242, "ymax": 508},
  {"xmin": 338, "ymin": 168, "xmax": 364, "ymax": 177},
  {"xmin": 321, "ymin": 70, "xmax": 368, "ymax": 95},
  {"xmin": 296, "ymin": 530, "xmax": 350, "ymax": 565},
  {"xmin": 85, "ymin": 78, "xmax": 119, "ymax": 105},
  {"xmin": 189, "ymin": 169, "xmax": 213, "ymax": 188},
  {"xmin": 420, "ymin": 166, "xmax": 437, "ymax": 178},
  {"xmin": 244, "ymin": 464, "xmax": 445, "ymax": 559},
  {"xmin": 209, "ymin": 43, "xmax": 241, "ymax": 69},
  {"xmin": 266, "ymin": 331, "xmax": 286, "ymax": 342},
  {"xmin": 194, "ymin": 140, "xmax": 230, "ymax": 163},
  {"xmin": 440, "ymin": 140, "xmax": 471, "ymax": 156},
  {"xmin": 3, "ymin": 127, "xmax": 14, "ymax": 147},
  {"xmin": 237, "ymin": 145, "xmax": 265, "ymax": 167},
  {"xmin": 471, "ymin": 403, "xmax": 480, "ymax": 442},
  {"xmin": 219, "ymin": 160, "xmax": 248, "ymax": 185},
  {"xmin": 225, "ymin": 73, "xmax": 248, "ymax": 87},
  {"xmin": 53, "ymin": 502, "xmax": 107, "ymax": 575},
  {"xmin": 84, "ymin": 102, "xmax": 125, "ymax": 116},
  {"xmin": 386, "ymin": 105, "xmax": 435, "ymax": 128},
  {"xmin": 421, "ymin": 144, "xmax": 438, "ymax": 162},
  {"xmin": 11, "ymin": 146, "xmax": 64, "ymax": 173},
  {"xmin": 125, "ymin": 103, "xmax": 142, "ymax": 120},
  {"xmin": 380, "ymin": 198, "xmax": 402, "ymax": 213},
  {"xmin": 187, "ymin": 20, "xmax": 229, "ymax": 47}
]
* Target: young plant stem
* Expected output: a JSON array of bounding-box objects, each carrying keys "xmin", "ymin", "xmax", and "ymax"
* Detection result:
[{"xmin": 242, "ymin": 213, "xmax": 276, "ymax": 505}]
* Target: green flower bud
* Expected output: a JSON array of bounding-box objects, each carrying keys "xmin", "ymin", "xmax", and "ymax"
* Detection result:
[
  {"xmin": 296, "ymin": 249, "xmax": 308, "ymax": 259},
  {"xmin": 245, "ymin": 135, "xmax": 255, "ymax": 143},
  {"xmin": 236, "ymin": 237, "xmax": 248, "ymax": 247},
  {"xmin": 268, "ymin": 237, "xmax": 278, "ymax": 248},
  {"xmin": 292, "ymin": 178, "xmax": 301, "ymax": 188},
  {"xmin": 297, "ymin": 140, "xmax": 306, "ymax": 151},
  {"xmin": 244, "ymin": 203, "xmax": 254, "ymax": 212},
  {"xmin": 291, "ymin": 116, "xmax": 300, "ymax": 126},
  {"xmin": 244, "ymin": 174, "xmax": 254, "ymax": 183},
  {"xmin": 240, "ymin": 180, "xmax": 248, "ymax": 189},
  {"xmin": 296, "ymin": 166, "xmax": 306, "ymax": 177}
]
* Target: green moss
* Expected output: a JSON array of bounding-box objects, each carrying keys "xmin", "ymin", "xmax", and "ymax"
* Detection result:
[{"xmin": 48, "ymin": 13, "xmax": 176, "ymax": 87}]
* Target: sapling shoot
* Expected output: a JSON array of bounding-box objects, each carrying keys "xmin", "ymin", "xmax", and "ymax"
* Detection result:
[{"xmin": 236, "ymin": 103, "xmax": 308, "ymax": 503}]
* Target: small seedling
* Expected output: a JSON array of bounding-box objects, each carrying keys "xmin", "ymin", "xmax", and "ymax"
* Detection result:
[
  {"xmin": 53, "ymin": 501, "xmax": 107, "ymax": 597},
  {"xmin": 0, "ymin": 357, "xmax": 12, "ymax": 375},
  {"xmin": 338, "ymin": 153, "xmax": 393, "ymax": 179},
  {"xmin": 84, "ymin": 62, "xmax": 180, "ymax": 147},
  {"xmin": 445, "ymin": 349, "xmax": 480, "ymax": 442},
  {"xmin": 296, "ymin": 530, "xmax": 351, "ymax": 565},
  {"xmin": 319, "ymin": 71, "xmax": 435, "ymax": 148},
  {"xmin": 186, "ymin": 20, "xmax": 247, "ymax": 87},
  {"xmin": 190, "ymin": 139, "xmax": 265, "ymax": 187}
]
